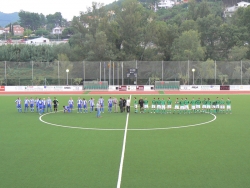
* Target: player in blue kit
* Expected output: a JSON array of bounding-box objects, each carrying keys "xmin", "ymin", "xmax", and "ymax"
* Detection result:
[
  {"xmin": 42, "ymin": 98, "xmax": 46, "ymax": 113},
  {"xmin": 63, "ymin": 105, "xmax": 70, "ymax": 113},
  {"xmin": 15, "ymin": 97, "xmax": 22, "ymax": 113},
  {"xmin": 89, "ymin": 98, "xmax": 95, "ymax": 112},
  {"xmin": 108, "ymin": 97, "xmax": 113, "ymax": 113},
  {"xmin": 77, "ymin": 97, "xmax": 83, "ymax": 113},
  {"xmin": 24, "ymin": 97, "xmax": 30, "ymax": 113},
  {"xmin": 30, "ymin": 97, "xmax": 35, "ymax": 112},
  {"xmin": 82, "ymin": 98, "xmax": 88, "ymax": 113},
  {"xmin": 46, "ymin": 97, "xmax": 52, "ymax": 112},
  {"xmin": 38, "ymin": 98, "xmax": 44, "ymax": 115},
  {"xmin": 35, "ymin": 97, "xmax": 39, "ymax": 113},
  {"xmin": 68, "ymin": 97, "xmax": 74, "ymax": 112},
  {"xmin": 99, "ymin": 96, "xmax": 104, "ymax": 113}
]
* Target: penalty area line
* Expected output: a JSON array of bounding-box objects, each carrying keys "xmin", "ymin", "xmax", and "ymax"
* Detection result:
[{"xmin": 116, "ymin": 95, "xmax": 131, "ymax": 188}]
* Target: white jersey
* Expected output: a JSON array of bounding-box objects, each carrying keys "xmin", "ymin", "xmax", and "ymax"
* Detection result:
[
  {"xmin": 47, "ymin": 99, "xmax": 52, "ymax": 105},
  {"xmin": 77, "ymin": 99, "xmax": 82, "ymax": 105},
  {"xmin": 68, "ymin": 100, "xmax": 74, "ymax": 105}
]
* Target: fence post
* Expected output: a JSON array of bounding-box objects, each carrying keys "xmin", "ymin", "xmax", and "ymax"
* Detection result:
[
  {"xmin": 109, "ymin": 60, "xmax": 111, "ymax": 85},
  {"xmin": 122, "ymin": 62, "xmax": 124, "ymax": 85},
  {"xmin": 215, "ymin": 60, "xmax": 216, "ymax": 85},
  {"xmin": 241, "ymin": 60, "xmax": 242, "ymax": 85},
  {"xmin": 117, "ymin": 62, "xmax": 119, "ymax": 85},
  {"xmin": 104, "ymin": 62, "xmax": 106, "ymax": 82},
  {"xmin": 188, "ymin": 60, "xmax": 189, "ymax": 85},
  {"xmin": 32, "ymin": 61, "xmax": 33, "ymax": 86},
  {"xmin": 100, "ymin": 62, "xmax": 102, "ymax": 81},
  {"xmin": 58, "ymin": 61, "xmax": 60, "ymax": 85},
  {"xmin": 113, "ymin": 62, "xmax": 114, "ymax": 85},
  {"xmin": 162, "ymin": 60, "xmax": 163, "ymax": 81},
  {"xmin": 5, "ymin": 61, "xmax": 7, "ymax": 86},
  {"xmin": 83, "ymin": 61, "xmax": 85, "ymax": 87},
  {"xmin": 136, "ymin": 60, "xmax": 138, "ymax": 85}
]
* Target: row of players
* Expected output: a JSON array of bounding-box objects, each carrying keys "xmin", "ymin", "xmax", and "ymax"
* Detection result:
[
  {"xmin": 15, "ymin": 96, "xmax": 232, "ymax": 114},
  {"xmin": 134, "ymin": 97, "xmax": 232, "ymax": 114}
]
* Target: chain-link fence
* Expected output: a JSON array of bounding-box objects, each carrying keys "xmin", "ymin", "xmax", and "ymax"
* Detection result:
[{"xmin": 1, "ymin": 61, "xmax": 250, "ymax": 86}]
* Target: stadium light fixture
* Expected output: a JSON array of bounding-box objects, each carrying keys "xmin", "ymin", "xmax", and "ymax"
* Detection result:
[
  {"xmin": 192, "ymin": 68, "xmax": 195, "ymax": 85},
  {"xmin": 66, "ymin": 69, "xmax": 69, "ymax": 85}
]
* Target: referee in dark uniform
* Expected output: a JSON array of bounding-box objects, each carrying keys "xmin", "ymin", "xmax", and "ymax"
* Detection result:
[
  {"xmin": 138, "ymin": 97, "xmax": 144, "ymax": 113},
  {"xmin": 53, "ymin": 97, "xmax": 59, "ymax": 112}
]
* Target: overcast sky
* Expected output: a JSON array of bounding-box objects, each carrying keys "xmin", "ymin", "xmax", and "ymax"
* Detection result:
[{"xmin": 1, "ymin": 0, "xmax": 116, "ymax": 20}]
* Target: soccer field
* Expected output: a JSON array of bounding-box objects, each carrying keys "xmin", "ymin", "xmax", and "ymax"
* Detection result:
[{"xmin": 1, "ymin": 94, "xmax": 250, "ymax": 188}]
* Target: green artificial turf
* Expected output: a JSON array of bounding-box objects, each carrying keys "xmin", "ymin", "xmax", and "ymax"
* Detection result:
[{"xmin": 1, "ymin": 94, "xmax": 250, "ymax": 188}]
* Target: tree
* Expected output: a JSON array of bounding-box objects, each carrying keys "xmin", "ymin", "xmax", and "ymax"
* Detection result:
[
  {"xmin": 197, "ymin": 14, "xmax": 222, "ymax": 60},
  {"xmin": 188, "ymin": 0, "xmax": 210, "ymax": 21},
  {"xmin": 23, "ymin": 29, "xmax": 33, "ymax": 37},
  {"xmin": 171, "ymin": 30, "xmax": 205, "ymax": 61},
  {"xmin": 35, "ymin": 29, "xmax": 49, "ymax": 36},
  {"xmin": 228, "ymin": 46, "xmax": 248, "ymax": 61},
  {"xmin": 154, "ymin": 22, "xmax": 179, "ymax": 61},
  {"xmin": 19, "ymin": 11, "xmax": 42, "ymax": 30}
]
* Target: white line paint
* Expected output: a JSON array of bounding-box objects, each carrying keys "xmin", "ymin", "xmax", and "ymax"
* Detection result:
[
  {"xmin": 116, "ymin": 95, "xmax": 131, "ymax": 188},
  {"xmin": 39, "ymin": 112, "xmax": 216, "ymax": 131}
]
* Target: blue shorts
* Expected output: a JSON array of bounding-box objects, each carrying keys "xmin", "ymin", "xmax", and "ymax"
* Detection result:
[
  {"xmin": 78, "ymin": 104, "xmax": 82, "ymax": 108},
  {"xmin": 30, "ymin": 104, "xmax": 34, "ymax": 108}
]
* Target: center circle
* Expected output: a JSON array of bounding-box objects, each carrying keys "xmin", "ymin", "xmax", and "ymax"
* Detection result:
[{"xmin": 39, "ymin": 110, "xmax": 216, "ymax": 131}]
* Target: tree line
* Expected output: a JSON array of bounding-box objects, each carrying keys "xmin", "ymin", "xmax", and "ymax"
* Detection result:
[{"xmin": 1, "ymin": 0, "xmax": 250, "ymax": 62}]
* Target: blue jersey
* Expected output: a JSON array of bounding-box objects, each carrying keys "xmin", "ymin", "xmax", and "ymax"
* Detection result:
[
  {"xmin": 99, "ymin": 98, "xmax": 104, "ymax": 106},
  {"xmin": 68, "ymin": 100, "xmax": 74, "ymax": 108},
  {"xmin": 89, "ymin": 99, "xmax": 94, "ymax": 107},
  {"xmin": 38, "ymin": 100, "xmax": 43, "ymax": 108},
  {"xmin": 47, "ymin": 99, "xmax": 52, "ymax": 107},
  {"xmin": 108, "ymin": 99, "xmax": 113, "ymax": 107},
  {"xmin": 77, "ymin": 99, "xmax": 82, "ymax": 108},
  {"xmin": 42, "ymin": 100, "xmax": 46, "ymax": 107},
  {"xmin": 83, "ymin": 100, "xmax": 87, "ymax": 108},
  {"xmin": 30, "ymin": 99, "xmax": 35, "ymax": 107},
  {"xmin": 24, "ymin": 99, "xmax": 30, "ymax": 107},
  {"xmin": 35, "ymin": 99, "xmax": 39, "ymax": 107},
  {"xmin": 15, "ymin": 99, "xmax": 21, "ymax": 107}
]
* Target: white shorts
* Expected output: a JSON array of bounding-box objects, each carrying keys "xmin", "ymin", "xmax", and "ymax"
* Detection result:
[
  {"xmin": 185, "ymin": 105, "xmax": 189, "ymax": 110},
  {"xmin": 212, "ymin": 105, "xmax": 216, "ymax": 109},
  {"xmin": 227, "ymin": 105, "xmax": 231, "ymax": 110},
  {"xmin": 144, "ymin": 104, "xmax": 148, "ymax": 109},
  {"xmin": 196, "ymin": 105, "xmax": 200, "ymax": 109},
  {"xmin": 216, "ymin": 105, "xmax": 220, "ymax": 108},
  {"xmin": 180, "ymin": 106, "xmax": 184, "ymax": 110},
  {"xmin": 162, "ymin": 105, "xmax": 165, "ymax": 110},
  {"xmin": 167, "ymin": 105, "xmax": 171, "ymax": 109},
  {"xmin": 202, "ymin": 105, "xmax": 206, "ymax": 109},
  {"xmin": 174, "ymin": 105, "xmax": 179, "ymax": 109},
  {"xmin": 157, "ymin": 105, "xmax": 161, "ymax": 109},
  {"xmin": 134, "ymin": 104, "xmax": 138, "ymax": 108},
  {"xmin": 151, "ymin": 105, "xmax": 156, "ymax": 109},
  {"xmin": 191, "ymin": 105, "xmax": 195, "ymax": 110},
  {"xmin": 220, "ymin": 105, "xmax": 225, "ymax": 109},
  {"xmin": 207, "ymin": 105, "xmax": 211, "ymax": 109}
]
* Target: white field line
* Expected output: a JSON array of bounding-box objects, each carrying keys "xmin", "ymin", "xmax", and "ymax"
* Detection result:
[
  {"xmin": 116, "ymin": 95, "xmax": 131, "ymax": 188},
  {"xmin": 39, "ymin": 110, "xmax": 216, "ymax": 131}
]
